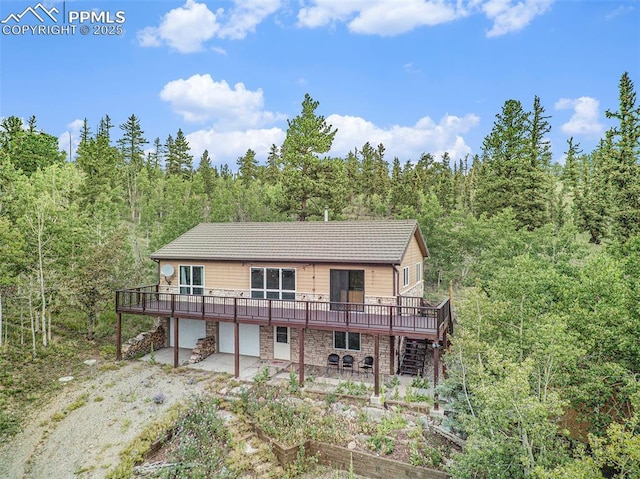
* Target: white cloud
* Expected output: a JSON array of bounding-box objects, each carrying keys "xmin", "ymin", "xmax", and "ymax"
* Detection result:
[
  {"xmin": 218, "ymin": 0, "xmax": 282, "ymax": 39},
  {"xmin": 187, "ymin": 127, "xmax": 286, "ymax": 166},
  {"xmin": 137, "ymin": 0, "xmax": 280, "ymax": 52},
  {"xmin": 160, "ymin": 74, "xmax": 286, "ymax": 129},
  {"xmin": 555, "ymin": 96, "xmax": 605, "ymax": 137},
  {"xmin": 606, "ymin": 5, "xmax": 634, "ymax": 20},
  {"xmin": 483, "ymin": 0, "xmax": 553, "ymax": 37},
  {"xmin": 327, "ymin": 112, "xmax": 480, "ymax": 161},
  {"xmin": 58, "ymin": 118, "xmax": 84, "ymax": 160},
  {"xmin": 137, "ymin": 0, "xmax": 220, "ymax": 53},
  {"xmin": 296, "ymin": 0, "xmax": 553, "ymax": 37},
  {"xmin": 184, "ymin": 111, "xmax": 479, "ymax": 167},
  {"xmin": 297, "ymin": 0, "xmax": 464, "ymax": 35}
]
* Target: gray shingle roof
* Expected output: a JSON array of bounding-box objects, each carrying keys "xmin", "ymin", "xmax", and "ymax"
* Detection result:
[{"xmin": 151, "ymin": 220, "xmax": 428, "ymax": 264}]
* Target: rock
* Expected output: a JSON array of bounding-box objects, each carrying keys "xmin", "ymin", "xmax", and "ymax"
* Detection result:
[
  {"xmin": 83, "ymin": 359, "xmax": 97, "ymax": 366},
  {"xmin": 347, "ymin": 441, "xmax": 357, "ymax": 450},
  {"xmin": 361, "ymin": 406, "xmax": 386, "ymax": 422},
  {"xmin": 58, "ymin": 376, "xmax": 74, "ymax": 382}
]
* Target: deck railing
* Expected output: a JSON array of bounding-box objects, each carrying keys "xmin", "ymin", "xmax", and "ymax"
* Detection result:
[{"xmin": 116, "ymin": 285, "xmax": 450, "ymax": 336}]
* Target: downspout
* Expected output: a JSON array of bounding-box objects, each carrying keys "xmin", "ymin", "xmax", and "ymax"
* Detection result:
[
  {"xmin": 154, "ymin": 259, "xmax": 160, "ymax": 291},
  {"xmin": 392, "ymin": 265, "xmax": 399, "ymax": 299}
]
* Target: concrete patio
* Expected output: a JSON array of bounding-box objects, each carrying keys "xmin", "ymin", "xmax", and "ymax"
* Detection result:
[
  {"xmin": 139, "ymin": 347, "xmax": 431, "ymax": 403},
  {"xmin": 140, "ymin": 347, "xmax": 283, "ymax": 380}
]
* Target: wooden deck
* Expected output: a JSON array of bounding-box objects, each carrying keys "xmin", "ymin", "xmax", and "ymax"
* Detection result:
[{"xmin": 116, "ymin": 286, "xmax": 451, "ymax": 340}]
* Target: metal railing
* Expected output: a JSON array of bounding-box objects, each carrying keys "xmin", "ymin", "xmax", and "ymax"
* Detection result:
[{"xmin": 116, "ymin": 287, "xmax": 450, "ymax": 336}]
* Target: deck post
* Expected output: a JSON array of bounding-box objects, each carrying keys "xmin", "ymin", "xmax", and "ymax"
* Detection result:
[
  {"xmin": 442, "ymin": 328, "xmax": 448, "ymax": 380},
  {"xmin": 234, "ymin": 321, "xmax": 240, "ymax": 379},
  {"xmin": 173, "ymin": 317, "xmax": 179, "ymax": 368},
  {"xmin": 374, "ymin": 334, "xmax": 380, "ymax": 397},
  {"xmin": 389, "ymin": 335, "xmax": 395, "ymax": 375},
  {"xmin": 116, "ymin": 312, "xmax": 122, "ymax": 361},
  {"xmin": 433, "ymin": 340, "xmax": 440, "ymax": 410},
  {"xmin": 298, "ymin": 328, "xmax": 305, "ymax": 385}
]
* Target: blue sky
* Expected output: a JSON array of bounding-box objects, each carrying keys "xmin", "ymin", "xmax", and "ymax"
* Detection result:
[{"xmin": 1, "ymin": 0, "xmax": 638, "ymax": 168}]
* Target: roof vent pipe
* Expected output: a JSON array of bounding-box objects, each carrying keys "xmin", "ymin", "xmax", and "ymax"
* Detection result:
[{"xmin": 324, "ymin": 206, "xmax": 329, "ymax": 222}]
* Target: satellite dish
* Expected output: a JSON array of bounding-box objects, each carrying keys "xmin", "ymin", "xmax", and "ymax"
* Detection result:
[{"xmin": 161, "ymin": 264, "xmax": 175, "ymax": 277}]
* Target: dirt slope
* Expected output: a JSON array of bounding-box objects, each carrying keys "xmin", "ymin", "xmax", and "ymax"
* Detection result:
[{"xmin": 0, "ymin": 361, "xmax": 213, "ymax": 479}]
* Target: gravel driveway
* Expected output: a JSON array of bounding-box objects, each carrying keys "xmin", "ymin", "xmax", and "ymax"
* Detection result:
[{"xmin": 0, "ymin": 360, "xmax": 215, "ymax": 479}]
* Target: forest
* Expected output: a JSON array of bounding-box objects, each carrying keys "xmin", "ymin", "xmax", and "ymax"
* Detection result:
[{"xmin": 0, "ymin": 72, "xmax": 639, "ymax": 478}]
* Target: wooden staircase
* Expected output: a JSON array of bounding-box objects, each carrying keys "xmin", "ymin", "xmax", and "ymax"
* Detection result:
[{"xmin": 398, "ymin": 338, "xmax": 428, "ymax": 376}]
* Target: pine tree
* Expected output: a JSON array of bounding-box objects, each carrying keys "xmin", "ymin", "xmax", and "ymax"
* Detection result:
[
  {"xmin": 475, "ymin": 98, "xmax": 554, "ymax": 229},
  {"xmin": 263, "ymin": 144, "xmax": 281, "ymax": 184},
  {"xmin": 198, "ymin": 150, "xmax": 216, "ymax": 199},
  {"xmin": 603, "ymin": 72, "xmax": 640, "ymax": 241},
  {"xmin": 118, "ymin": 114, "xmax": 148, "ymax": 223},
  {"xmin": 237, "ymin": 148, "xmax": 258, "ymax": 184},
  {"xmin": 96, "ymin": 114, "xmax": 114, "ymax": 142},
  {"xmin": 165, "ymin": 129, "xmax": 193, "ymax": 179},
  {"xmin": 0, "ymin": 116, "xmax": 65, "ymax": 176},
  {"xmin": 279, "ymin": 93, "xmax": 337, "ymax": 220}
]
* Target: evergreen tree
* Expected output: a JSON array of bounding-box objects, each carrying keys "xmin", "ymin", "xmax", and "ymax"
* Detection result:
[
  {"xmin": 166, "ymin": 130, "xmax": 193, "ymax": 179},
  {"xmin": 279, "ymin": 93, "xmax": 337, "ymax": 220},
  {"xmin": 118, "ymin": 114, "xmax": 148, "ymax": 223},
  {"xmin": 574, "ymin": 142, "xmax": 610, "ymax": 243},
  {"xmin": 96, "ymin": 114, "xmax": 114, "ymax": 142},
  {"xmin": 237, "ymin": 148, "xmax": 258, "ymax": 184},
  {"xmin": 0, "ymin": 116, "xmax": 65, "ymax": 176},
  {"xmin": 475, "ymin": 98, "xmax": 553, "ymax": 229},
  {"xmin": 603, "ymin": 72, "xmax": 640, "ymax": 241},
  {"xmin": 198, "ymin": 149, "xmax": 216, "ymax": 199}
]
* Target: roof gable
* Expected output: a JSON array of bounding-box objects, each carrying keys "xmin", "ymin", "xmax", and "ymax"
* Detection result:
[{"xmin": 151, "ymin": 220, "xmax": 429, "ymax": 264}]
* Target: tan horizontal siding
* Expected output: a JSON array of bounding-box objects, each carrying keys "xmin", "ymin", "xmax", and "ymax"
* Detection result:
[{"xmin": 158, "ymin": 260, "xmax": 396, "ymax": 300}]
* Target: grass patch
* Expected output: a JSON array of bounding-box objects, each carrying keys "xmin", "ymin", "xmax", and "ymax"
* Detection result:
[{"xmin": 106, "ymin": 403, "xmax": 184, "ymax": 479}]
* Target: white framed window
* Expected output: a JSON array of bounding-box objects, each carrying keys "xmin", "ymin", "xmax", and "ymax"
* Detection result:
[
  {"xmin": 334, "ymin": 331, "xmax": 360, "ymax": 351},
  {"xmin": 179, "ymin": 265, "xmax": 204, "ymax": 295},
  {"xmin": 415, "ymin": 262, "xmax": 422, "ymax": 283},
  {"xmin": 250, "ymin": 267, "xmax": 296, "ymax": 299},
  {"xmin": 403, "ymin": 266, "xmax": 410, "ymax": 287}
]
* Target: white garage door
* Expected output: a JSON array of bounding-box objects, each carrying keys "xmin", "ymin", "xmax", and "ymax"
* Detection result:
[
  {"xmin": 218, "ymin": 322, "xmax": 260, "ymax": 356},
  {"xmin": 168, "ymin": 318, "xmax": 206, "ymax": 349}
]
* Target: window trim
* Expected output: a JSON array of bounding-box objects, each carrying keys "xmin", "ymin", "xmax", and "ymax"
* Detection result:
[
  {"xmin": 333, "ymin": 331, "xmax": 361, "ymax": 351},
  {"xmin": 179, "ymin": 265, "xmax": 205, "ymax": 295},
  {"xmin": 402, "ymin": 266, "xmax": 410, "ymax": 287},
  {"xmin": 415, "ymin": 262, "xmax": 422, "ymax": 283}
]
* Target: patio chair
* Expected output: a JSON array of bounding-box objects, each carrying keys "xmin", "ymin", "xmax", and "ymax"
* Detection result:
[
  {"xmin": 326, "ymin": 353, "xmax": 340, "ymax": 374},
  {"xmin": 358, "ymin": 356, "xmax": 374, "ymax": 375},
  {"xmin": 341, "ymin": 354, "xmax": 354, "ymax": 375}
]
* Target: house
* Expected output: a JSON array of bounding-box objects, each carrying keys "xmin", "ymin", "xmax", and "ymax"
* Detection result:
[{"xmin": 115, "ymin": 220, "xmax": 452, "ymax": 396}]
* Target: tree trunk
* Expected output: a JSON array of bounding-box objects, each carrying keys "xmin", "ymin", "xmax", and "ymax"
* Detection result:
[
  {"xmin": 29, "ymin": 294, "xmax": 36, "ymax": 358},
  {"xmin": 37, "ymin": 214, "xmax": 47, "ymax": 347},
  {"xmin": 0, "ymin": 292, "xmax": 3, "ymax": 348}
]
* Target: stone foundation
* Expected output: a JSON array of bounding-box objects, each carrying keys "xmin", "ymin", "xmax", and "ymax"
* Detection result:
[
  {"xmin": 188, "ymin": 335, "xmax": 217, "ymax": 364},
  {"xmin": 122, "ymin": 325, "xmax": 166, "ymax": 359}
]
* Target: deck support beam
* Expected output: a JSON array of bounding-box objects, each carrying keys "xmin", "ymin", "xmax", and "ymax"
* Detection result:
[
  {"xmin": 298, "ymin": 328, "xmax": 305, "ymax": 385},
  {"xmin": 234, "ymin": 322, "xmax": 240, "ymax": 378},
  {"xmin": 173, "ymin": 317, "xmax": 179, "ymax": 368},
  {"xmin": 433, "ymin": 339, "xmax": 440, "ymax": 410},
  {"xmin": 116, "ymin": 313, "xmax": 122, "ymax": 361},
  {"xmin": 389, "ymin": 335, "xmax": 395, "ymax": 375},
  {"xmin": 374, "ymin": 334, "xmax": 380, "ymax": 397}
]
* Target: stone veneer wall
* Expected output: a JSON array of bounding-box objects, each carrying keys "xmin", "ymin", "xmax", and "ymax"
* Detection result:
[
  {"xmin": 188, "ymin": 335, "xmax": 217, "ymax": 363},
  {"xmin": 400, "ymin": 282, "xmax": 424, "ymax": 299},
  {"xmin": 260, "ymin": 326, "xmax": 274, "ymax": 360},
  {"xmin": 259, "ymin": 327, "xmax": 392, "ymax": 374},
  {"xmin": 160, "ymin": 287, "xmax": 398, "ymax": 307},
  {"xmin": 122, "ymin": 325, "xmax": 166, "ymax": 359}
]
